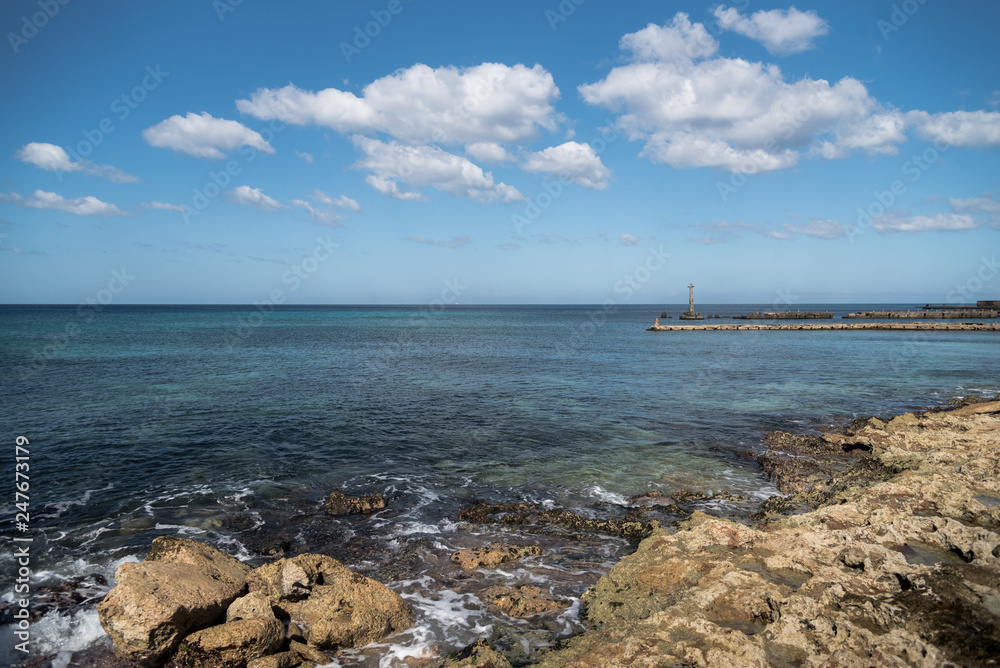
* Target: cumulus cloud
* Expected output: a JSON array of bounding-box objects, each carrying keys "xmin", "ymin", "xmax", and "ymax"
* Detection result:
[
  {"xmin": 870, "ymin": 212, "xmax": 977, "ymax": 233},
  {"xmin": 291, "ymin": 199, "xmax": 343, "ymax": 226},
  {"xmin": 620, "ymin": 13, "xmax": 719, "ymax": 63},
  {"xmin": 228, "ymin": 185, "xmax": 284, "ymax": 210},
  {"xmin": 143, "ymin": 112, "xmax": 275, "ymax": 159},
  {"xmin": 466, "ymin": 142, "xmax": 514, "ymax": 163},
  {"xmin": 580, "ymin": 12, "xmax": 906, "ymax": 173},
  {"xmin": 0, "ymin": 189, "xmax": 128, "ymax": 216},
  {"xmin": 15, "ymin": 142, "xmax": 138, "ymax": 183},
  {"xmin": 354, "ymin": 137, "xmax": 522, "ymax": 203},
  {"xmin": 405, "ymin": 236, "xmax": 471, "ymax": 248},
  {"xmin": 237, "ymin": 63, "xmax": 559, "ymax": 146},
  {"xmin": 618, "ymin": 233, "xmax": 639, "ymax": 246},
  {"xmin": 713, "ymin": 6, "xmax": 829, "ymax": 55},
  {"xmin": 907, "ymin": 110, "xmax": 1000, "ymax": 147},
  {"xmin": 296, "ymin": 151, "xmax": 314, "ymax": 163},
  {"xmin": 521, "ymin": 141, "xmax": 611, "ymax": 189}
]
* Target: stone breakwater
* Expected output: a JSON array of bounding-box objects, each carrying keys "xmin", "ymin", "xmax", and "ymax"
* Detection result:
[
  {"xmin": 648, "ymin": 322, "xmax": 1000, "ymax": 331},
  {"xmin": 512, "ymin": 400, "xmax": 1000, "ymax": 668}
]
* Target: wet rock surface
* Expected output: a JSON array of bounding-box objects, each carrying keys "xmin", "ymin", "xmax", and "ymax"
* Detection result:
[
  {"xmin": 324, "ymin": 490, "xmax": 387, "ymax": 516},
  {"xmin": 532, "ymin": 400, "xmax": 1000, "ymax": 667},
  {"xmin": 457, "ymin": 500, "xmax": 658, "ymax": 541}
]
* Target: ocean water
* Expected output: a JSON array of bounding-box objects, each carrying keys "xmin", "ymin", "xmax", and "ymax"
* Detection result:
[{"xmin": 1, "ymin": 304, "xmax": 997, "ymax": 665}]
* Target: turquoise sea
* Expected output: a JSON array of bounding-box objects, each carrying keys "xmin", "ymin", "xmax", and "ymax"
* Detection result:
[{"xmin": 1, "ymin": 304, "xmax": 998, "ymax": 665}]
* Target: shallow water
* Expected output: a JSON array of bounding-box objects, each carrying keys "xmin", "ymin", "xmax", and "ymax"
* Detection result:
[{"xmin": 1, "ymin": 304, "xmax": 997, "ymax": 664}]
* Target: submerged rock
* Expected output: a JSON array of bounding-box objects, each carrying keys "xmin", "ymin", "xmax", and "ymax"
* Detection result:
[
  {"xmin": 457, "ymin": 500, "xmax": 656, "ymax": 541},
  {"xmin": 481, "ymin": 585, "xmax": 570, "ymax": 618},
  {"xmin": 450, "ymin": 544, "xmax": 543, "ymax": 569},
  {"xmin": 97, "ymin": 536, "xmax": 250, "ymax": 666},
  {"xmin": 324, "ymin": 490, "xmax": 387, "ymax": 515}
]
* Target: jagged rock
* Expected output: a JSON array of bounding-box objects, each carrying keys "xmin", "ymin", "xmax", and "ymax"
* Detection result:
[
  {"xmin": 534, "ymin": 407, "xmax": 1000, "ymax": 667},
  {"xmin": 227, "ymin": 591, "xmax": 276, "ymax": 622},
  {"xmin": 247, "ymin": 553, "xmax": 413, "ymax": 651},
  {"xmin": 325, "ymin": 490, "xmax": 386, "ymax": 515},
  {"xmin": 179, "ymin": 618, "xmax": 284, "ymax": 667},
  {"xmin": 450, "ymin": 544, "xmax": 543, "ymax": 569},
  {"xmin": 97, "ymin": 536, "xmax": 250, "ymax": 666},
  {"xmin": 445, "ymin": 638, "xmax": 514, "ymax": 668},
  {"xmin": 480, "ymin": 585, "xmax": 570, "ymax": 618}
]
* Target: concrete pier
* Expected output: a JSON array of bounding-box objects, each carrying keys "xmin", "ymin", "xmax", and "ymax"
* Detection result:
[{"xmin": 648, "ymin": 322, "xmax": 1000, "ymax": 332}]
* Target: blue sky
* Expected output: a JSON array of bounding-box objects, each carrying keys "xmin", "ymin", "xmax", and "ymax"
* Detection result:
[{"xmin": 1, "ymin": 0, "xmax": 998, "ymax": 304}]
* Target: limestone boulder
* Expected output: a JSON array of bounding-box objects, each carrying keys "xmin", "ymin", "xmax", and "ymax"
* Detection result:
[
  {"xmin": 248, "ymin": 553, "xmax": 413, "ymax": 650},
  {"xmin": 97, "ymin": 536, "xmax": 250, "ymax": 666},
  {"xmin": 227, "ymin": 591, "xmax": 276, "ymax": 622},
  {"xmin": 179, "ymin": 618, "xmax": 284, "ymax": 668}
]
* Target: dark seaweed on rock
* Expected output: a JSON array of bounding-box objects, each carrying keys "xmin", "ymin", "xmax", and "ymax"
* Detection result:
[{"xmin": 457, "ymin": 501, "xmax": 658, "ymax": 541}]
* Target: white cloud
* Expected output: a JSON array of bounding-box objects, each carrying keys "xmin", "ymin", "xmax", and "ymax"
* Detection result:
[
  {"xmin": 713, "ymin": 6, "xmax": 829, "ymax": 55},
  {"xmin": 466, "ymin": 142, "xmax": 514, "ymax": 163},
  {"xmin": 143, "ymin": 112, "xmax": 275, "ymax": 159},
  {"xmin": 145, "ymin": 201, "xmax": 186, "ymax": 212},
  {"xmin": 618, "ymin": 233, "xmax": 639, "ymax": 246},
  {"xmin": 621, "ymin": 13, "xmax": 718, "ymax": 63},
  {"xmin": 783, "ymin": 218, "xmax": 847, "ymax": 239},
  {"xmin": 908, "ymin": 110, "xmax": 1000, "ymax": 147},
  {"xmin": 580, "ymin": 13, "xmax": 905, "ymax": 172},
  {"xmin": 228, "ymin": 185, "xmax": 284, "ymax": 211},
  {"xmin": 296, "ymin": 151, "xmax": 314, "ymax": 163},
  {"xmin": 871, "ymin": 212, "xmax": 977, "ymax": 233},
  {"xmin": 354, "ymin": 137, "xmax": 522, "ymax": 203},
  {"xmin": 309, "ymin": 189, "xmax": 362, "ymax": 212},
  {"xmin": 521, "ymin": 142, "xmax": 611, "ymax": 189},
  {"xmin": 15, "ymin": 142, "xmax": 138, "ymax": 183},
  {"xmin": 950, "ymin": 195, "xmax": 1000, "ymax": 214},
  {"xmin": 237, "ymin": 63, "xmax": 559, "ymax": 146},
  {"xmin": 291, "ymin": 199, "xmax": 343, "ymax": 226},
  {"xmin": 1, "ymin": 189, "xmax": 127, "ymax": 216},
  {"xmin": 365, "ymin": 175, "xmax": 426, "ymax": 201}
]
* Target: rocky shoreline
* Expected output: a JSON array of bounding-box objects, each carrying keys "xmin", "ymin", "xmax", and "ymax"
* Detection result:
[
  {"xmin": 15, "ymin": 397, "xmax": 1000, "ymax": 667},
  {"xmin": 518, "ymin": 397, "xmax": 1000, "ymax": 667}
]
